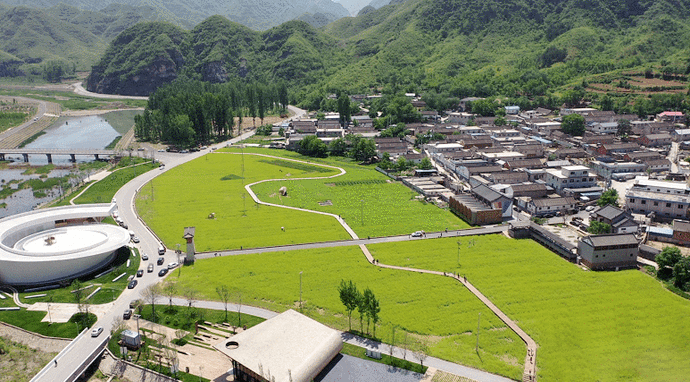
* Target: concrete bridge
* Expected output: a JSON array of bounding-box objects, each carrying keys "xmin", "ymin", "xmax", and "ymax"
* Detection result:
[
  {"xmin": 0, "ymin": 148, "xmax": 118, "ymax": 163},
  {"xmin": 30, "ymin": 328, "xmax": 110, "ymax": 382}
]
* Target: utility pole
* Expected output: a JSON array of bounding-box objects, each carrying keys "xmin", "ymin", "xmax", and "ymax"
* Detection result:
[
  {"xmin": 476, "ymin": 312, "xmax": 481, "ymax": 352},
  {"xmin": 360, "ymin": 199, "xmax": 364, "ymax": 226},
  {"xmin": 457, "ymin": 240, "xmax": 461, "ymax": 265}
]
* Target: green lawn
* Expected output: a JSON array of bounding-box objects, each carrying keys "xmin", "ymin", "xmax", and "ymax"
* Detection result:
[
  {"xmin": 0, "ymin": 111, "xmax": 28, "ymax": 132},
  {"xmin": 170, "ymin": 246, "xmax": 525, "ymax": 380},
  {"xmin": 136, "ymin": 152, "xmax": 351, "ymax": 251},
  {"xmin": 367, "ymin": 234, "xmax": 690, "ymax": 382},
  {"xmin": 73, "ymin": 159, "xmax": 157, "ymax": 204},
  {"xmin": 233, "ymin": 148, "xmax": 470, "ymax": 237}
]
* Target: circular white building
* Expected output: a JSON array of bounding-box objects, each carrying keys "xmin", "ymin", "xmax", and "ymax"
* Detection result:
[{"xmin": 0, "ymin": 204, "xmax": 130, "ymax": 286}]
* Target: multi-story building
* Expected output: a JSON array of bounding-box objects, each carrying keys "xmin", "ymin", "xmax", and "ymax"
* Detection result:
[
  {"xmin": 544, "ymin": 165, "xmax": 598, "ymax": 193},
  {"xmin": 577, "ymin": 234, "xmax": 639, "ymax": 270},
  {"xmin": 625, "ymin": 177, "xmax": 690, "ymax": 221}
]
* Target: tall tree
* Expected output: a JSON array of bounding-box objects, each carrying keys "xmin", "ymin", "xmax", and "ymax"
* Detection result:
[
  {"xmin": 656, "ymin": 246, "xmax": 682, "ymax": 269},
  {"xmin": 143, "ymin": 284, "xmax": 162, "ymax": 322},
  {"xmin": 338, "ymin": 280, "xmax": 359, "ymax": 331},
  {"xmin": 598, "ymin": 189, "xmax": 619, "ymax": 207},
  {"xmin": 561, "ymin": 114, "xmax": 585, "ymax": 136},
  {"xmin": 216, "ymin": 285, "xmax": 231, "ymax": 322},
  {"xmin": 673, "ymin": 256, "xmax": 690, "ymax": 290}
]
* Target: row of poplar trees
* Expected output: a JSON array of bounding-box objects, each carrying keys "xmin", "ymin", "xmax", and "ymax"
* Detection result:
[
  {"xmin": 338, "ymin": 279, "xmax": 381, "ymax": 337},
  {"xmin": 134, "ymin": 79, "xmax": 288, "ymax": 147}
]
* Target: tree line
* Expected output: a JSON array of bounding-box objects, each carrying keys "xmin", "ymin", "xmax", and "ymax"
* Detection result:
[
  {"xmin": 134, "ymin": 79, "xmax": 289, "ymax": 147},
  {"xmin": 338, "ymin": 279, "xmax": 381, "ymax": 337}
]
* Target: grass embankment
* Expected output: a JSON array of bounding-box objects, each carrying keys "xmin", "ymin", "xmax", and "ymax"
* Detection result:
[
  {"xmin": 244, "ymin": 148, "xmax": 469, "ymax": 237},
  {"xmin": 102, "ymin": 109, "xmax": 143, "ymax": 135},
  {"xmin": 72, "ymin": 158, "xmax": 158, "ymax": 205},
  {"xmin": 0, "ymin": 111, "xmax": 29, "ymax": 133},
  {"xmin": 136, "ymin": 152, "xmax": 351, "ymax": 251},
  {"xmin": 0, "ymin": 336, "xmax": 58, "ymax": 379},
  {"xmin": 367, "ymin": 235, "xmax": 690, "ymax": 382},
  {"xmin": 170, "ymin": 246, "xmax": 524, "ymax": 380}
]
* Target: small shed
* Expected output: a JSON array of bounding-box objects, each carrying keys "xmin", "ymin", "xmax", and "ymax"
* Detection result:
[{"xmin": 121, "ymin": 329, "xmax": 141, "ymax": 348}]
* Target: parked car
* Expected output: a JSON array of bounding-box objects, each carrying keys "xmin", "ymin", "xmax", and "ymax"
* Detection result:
[
  {"xmin": 128, "ymin": 280, "xmax": 138, "ymax": 289},
  {"xmin": 123, "ymin": 309, "xmax": 132, "ymax": 319},
  {"xmin": 142, "ymin": 254, "xmax": 148, "ymax": 261},
  {"xmin": 158, "ymin": 268, "xmax": 168, "ymax": 277},
  {"xmin": 167, "ymin": 262, "xmax": 179, "ymax": 269},
  {"xmin": 179, "ymin": 149, "xmax": 189, "ymax": 154},
  {"xmin": 585, "ymin": 206, "xmax": 596, "ymax": 212},
  {"xmin": 129, "ymin": 300, "xmax": 141, "ymax": 309},
  {"xmin": 132, "ymin": 236, "xmax": 140, "ymax": 243},
  {"xmin": 136, "ymin": 269, "xmax": 144, "ymax": 277},
  {"xmin": 157, "ymin": 257, "xmax": 164, "ymax": 265},
  {"xmin": 147, "ymin": 263, "xmax": 154, "ymax": 273},
  {"xmin": 91, "ymin": 327, "xmax": 103, "ymax": 337}
]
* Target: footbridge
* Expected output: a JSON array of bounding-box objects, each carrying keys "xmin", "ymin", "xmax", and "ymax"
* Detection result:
[
  {"xmin": 30, "ymin": 328, "xmax": 110, "ymax": 382},
  {"xmin": 0, "ymin": 148, "xmax": 118, "ymax": 163}
]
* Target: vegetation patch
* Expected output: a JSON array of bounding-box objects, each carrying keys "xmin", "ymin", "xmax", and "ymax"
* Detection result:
[
  {"xmin": 367, "ymin": 234, "xmax": 690, "ymax": 382},
  {"xmin": 0, "ymin": 111, "xmax": 29, "ymax": 133},
  {"xmin": 73, "ymin": 160, "xmax": 157, "ymax": 204},
  {"xmin": 171, "ymin": 246, "xmax": 524, "ymax": 380},
  {"xmin": 0, "ymin": 336, "xmax": 58, "ymax": 381},
  {"xmin": 18, "ymin": 131, "xmax": 46, "ymax": 148},
  {"xmin": 258, "ymin": 158, "xmax": 333, "ymax": 173}
]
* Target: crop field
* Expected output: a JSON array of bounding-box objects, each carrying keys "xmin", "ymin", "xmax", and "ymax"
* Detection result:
[
  {"xmin": 238, "ymin": 148, "xmax": 469, "ymax": 237},
  {"xmin": 136, "ymin": 152, "xmax": 351, "ymax": 251},
  {"xmin": 367, "ymin": 234, "xmax": 690, "ymax": 382},
  {"xmin": 170, "ymin": 246, "xmax": 525, "ymax": 380}
]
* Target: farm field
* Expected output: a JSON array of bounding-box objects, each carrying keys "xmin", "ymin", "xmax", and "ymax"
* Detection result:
[
  {"xmin": 367, "ymin": 234, "xmax": 690, "ymax": 382},
  {"xmin": 170, "ymin": 245, "xmax": 525, "ymax": 380},
  {"xmin": 136, "ymin": 152, "xmax": 350, "ymax": 251},
  {"xmin": 235, "ymin": 148, "xmax": 469, "ymax": 237}
]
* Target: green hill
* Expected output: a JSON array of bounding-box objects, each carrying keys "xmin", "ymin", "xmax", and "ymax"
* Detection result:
[
  {"xmin": 87, "ymin": 0, "xmax": 690, "ymax": 104},
  {"xmin": 86, "ymin": 17, "xmax": 346, "ymax": 95}
]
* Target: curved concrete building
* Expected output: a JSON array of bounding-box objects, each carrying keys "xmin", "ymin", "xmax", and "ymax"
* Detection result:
[{"xmin": 0, "ymin": 204, "xmax": 130, "ymax": 285}]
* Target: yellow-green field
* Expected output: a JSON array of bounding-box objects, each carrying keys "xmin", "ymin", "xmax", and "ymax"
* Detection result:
[
  {"xmin": 136, "ymin": 152, "xmax": 351, "ymax": 251},
  {"xmin": 368, "ymin": 235, "xmax": 690, "ymax": 382},
  {"xmin": 170, "ymin": 245, "xmax": 525, "ymax": 380}
]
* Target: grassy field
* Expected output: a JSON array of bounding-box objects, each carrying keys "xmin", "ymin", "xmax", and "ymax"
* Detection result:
[
  {"xmin": 367, "ymin": 234, "xmax": 690, "ymax": 382},
  {"xmin": 73, "ymin": 159, "xmax": 158, "ymax": 205},
  {"xmin": 170, "ymin": 246, "xmax": 525, "ymax": 380},
  {"xmin": 232, "ymin": 148, "xmax": 469, "ymax": 237},
  {"xmin": 136, "ymin": 152, "xmax": 351, "ymax": 251}
]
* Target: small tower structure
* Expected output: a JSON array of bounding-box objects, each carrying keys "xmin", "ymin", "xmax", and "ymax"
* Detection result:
[{"xmin": 183, "ymin": 227, "xmax": 196, "ymax": 264}]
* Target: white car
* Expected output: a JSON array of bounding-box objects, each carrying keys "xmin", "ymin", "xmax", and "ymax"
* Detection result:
[
  {"xmin": 585, "ymin": 206, "xmax": 595, "ymax": 212},
  {"xmin": 91, "ymin": 327, "xmax": 103, "ymax": 337},
  {"xmin": 167, "ymin": 262, "xmax": 179, "ymax": 269},
  {"xmin": 411, "ymin": 231, "xmax": 423, "ymax": 237}
]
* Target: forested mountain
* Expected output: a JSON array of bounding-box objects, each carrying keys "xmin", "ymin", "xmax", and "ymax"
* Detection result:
[
  {"xmin": 0, "ymin": 0, "xmax": 350, "ymax": 30},
  {"xmin": 85, "ymin": 0, "xmax": 690, "ymax": 105},
  {"xmin": 87, "ymin": 17, "xmax": 346, "ymax": 96}
]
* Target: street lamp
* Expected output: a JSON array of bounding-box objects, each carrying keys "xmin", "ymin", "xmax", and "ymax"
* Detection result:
[
  {"xmin": 299, "ymin": 271, "xmax": 303, "ymax": 312},
  {"xmin": 457, "ymin": 240, "xmax": 461, "ymax": 265}
]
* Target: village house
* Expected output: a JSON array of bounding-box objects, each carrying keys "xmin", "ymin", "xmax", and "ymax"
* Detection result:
[
  {"xmin": 657, "ymin": 111, "xmax": 686, "ymax": 124},
  {"xmin": 638, "ymin": 133, "xmax": 672, "ymax": 147},
  {"xmin": 544, "ymin": 165, "xmax": 598, "ymax": 193},
  {"xmin": 587, "ymin": 121, "xmax": 618, "ymax": 134},
  {"xmin": 625, "ymin": 177, "xmax": 690, "ymax": 221},
  {"xmin": 577, "ymin": 234, "xmax": 639, "ymax": 271},
  {"xmin": 589, "ymin": 160, "xmax": 647, "ymax": 179},
  {"xmin": 589, "ymin": 205, "xmax": 639, "ymax": 234},
  {"xmin": 595, "ymin": 142, "xmax": 640, "ymax": 156},
  {"xmin": 519, "ymin": 196, "xmax": 577, "ymax": 216},
  {"xmin": 505, "ymin": 183, "xmax": 549, "ymax": 199},
  {"xmin": 672, "ymin": 128, "xmax": 690, "ymax": 142},
  {"xmin": 447, "ymin": 112, "xmax": 474, "ymax": 124}
]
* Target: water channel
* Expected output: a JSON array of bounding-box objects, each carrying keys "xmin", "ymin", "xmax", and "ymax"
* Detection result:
[{"xmin": 0, "ymin": 115, "xmax": 121, "ymax": 218}]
